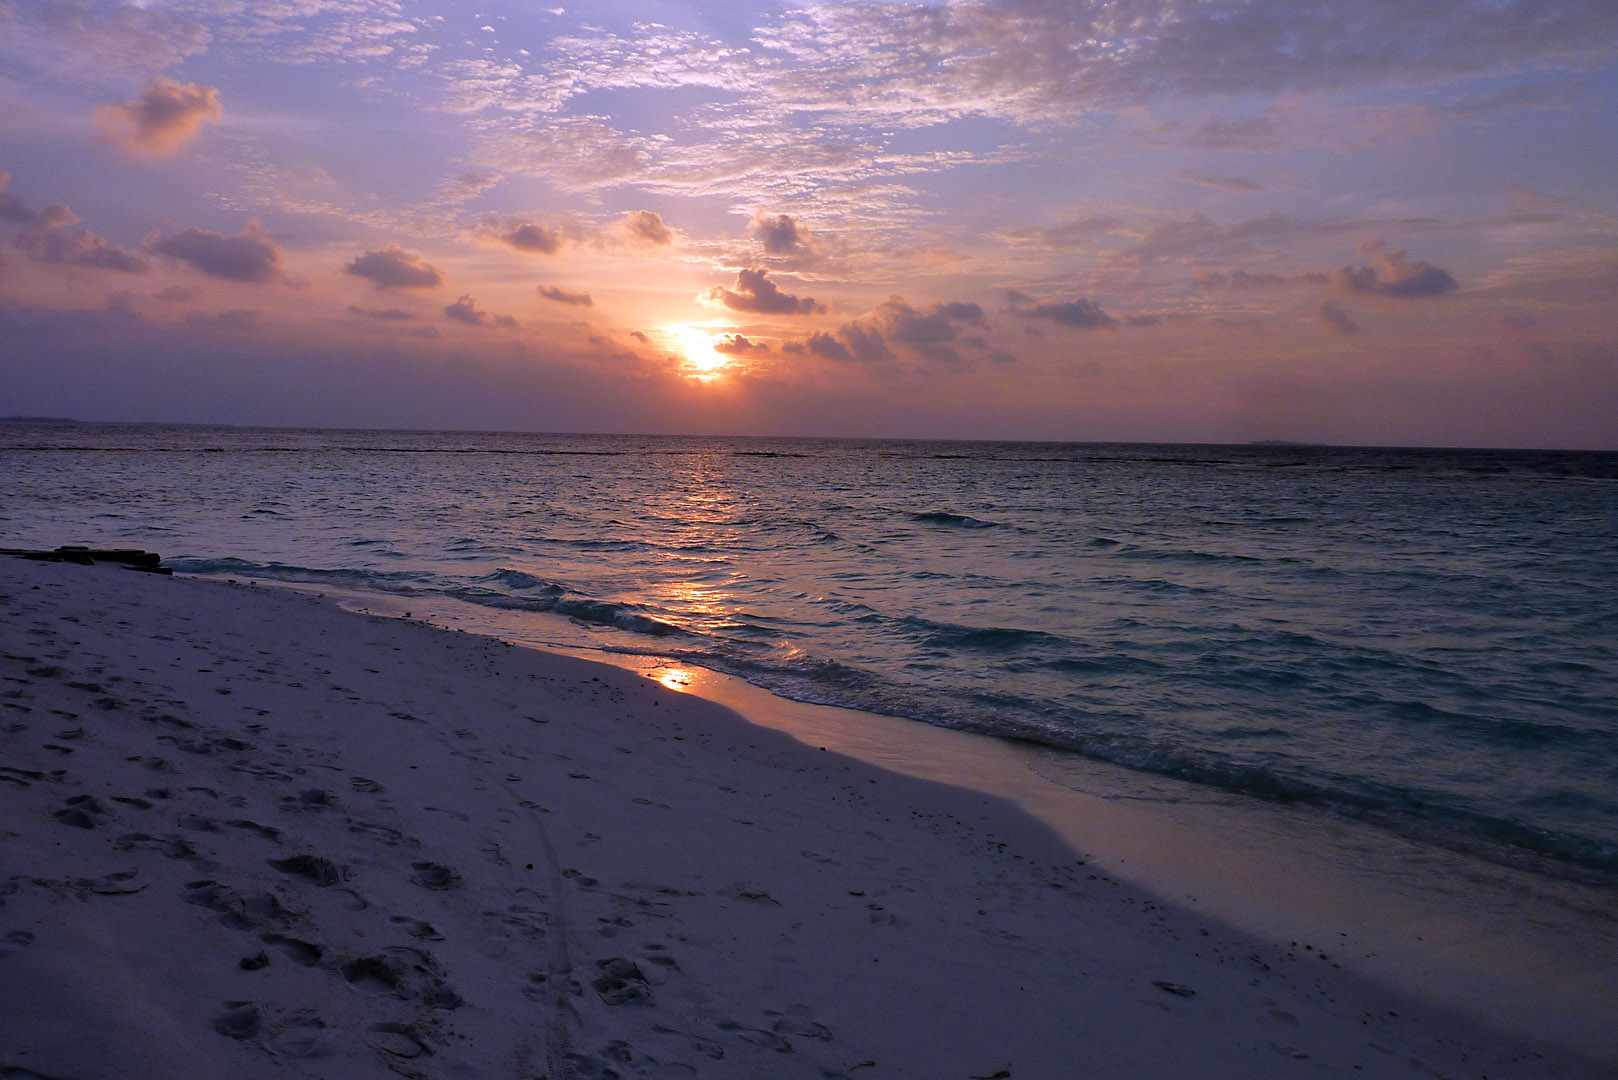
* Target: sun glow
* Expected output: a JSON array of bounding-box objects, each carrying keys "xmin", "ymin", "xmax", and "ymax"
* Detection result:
[{"xmin": 667, "ymin": 324, "xmax": 731, "ymax": 378}]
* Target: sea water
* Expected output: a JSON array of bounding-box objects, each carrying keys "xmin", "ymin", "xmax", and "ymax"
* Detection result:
[{"xmin": 4, "ymin": 421, "xmax": 1616, "ymax": 881}]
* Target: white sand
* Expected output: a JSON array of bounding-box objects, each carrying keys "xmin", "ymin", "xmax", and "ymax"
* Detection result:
[{"xmin": 0, "ymin": 558, "xmax": 1611, "ymax": 1079}]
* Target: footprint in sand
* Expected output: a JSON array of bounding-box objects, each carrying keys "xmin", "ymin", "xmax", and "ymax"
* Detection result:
[
  {"xmin": 410, "ymin": 862, "xmax": 462, "ymax": 890},
  {"xmin": 268, "ymin": 854, "xmax": 344, "ymax": 887},
  {"xmin": 212, "ymin": 1001, "xmax": 262, "ymax": 1040},
  {"xmin": 388, "ymin": 915, "xmax": 445, "ymax": 940},
  {"xmin": 52, "ymin": 794, "xmax": 111, "ymax": 829},
  {"xmin": 260, "ymin": 933, "xmax": 324, "ymax": 966},
  {"xmin": 592, "ymin": 957, "xmax": 652, "ymax": 1005}
]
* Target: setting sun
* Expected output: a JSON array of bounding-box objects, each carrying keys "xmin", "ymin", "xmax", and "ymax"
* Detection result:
[{"xmin": 667, "ymin": 325, "xmax": 732, "ymax": 378}]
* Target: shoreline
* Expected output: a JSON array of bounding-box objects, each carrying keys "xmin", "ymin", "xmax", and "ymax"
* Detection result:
[
  {"xmin": 1, "ymin": 559, "xmax": 1613, "ymax": 1077},
  {"xmin": 318, "ymin": 575, "xmax": 1618, "ymax": 1062}
]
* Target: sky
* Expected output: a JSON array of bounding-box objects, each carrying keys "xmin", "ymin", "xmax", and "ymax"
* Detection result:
[{"xmin": 1, "ymin": 1, "xmax": 1616, "ymax": 447}]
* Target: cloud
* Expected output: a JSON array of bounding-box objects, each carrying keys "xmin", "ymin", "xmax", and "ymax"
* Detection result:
[
  {"xmin": 155, "ymin": 286, "xmax": 195, "ymax": 303},
  {"xmin": 1174, "ymin": 171, "xmax": 1264, "ymax": 194},
  {"xmin": 1002, "ymin": 216, "xmax": 1125, "ymax": 250},
  {"xmin": 806, "ymin": 331, "xmax": 850, "ymax": 362},
  {"xmin": 1009, "ymin": 293, "xmax": 1117, "ymax": 330},
  {"xmin": 1317, "ymin": 300, "xmax": 1360, "ymax": 334},
  {"xmin": 0, "ymin": 172, "xmax": 34, "ymax": 223},
  {"xmin": 804, "ymin": 323, "xmax": 894, "ymax": 365},
  {"xmin": 495, "ymin": 222, "xmax": 564, "ymax": 255},
  {"xmin": 754, "ymin": 2, "xmax": 1618, "ymax": 128},
  {"xmin": 748, "ymin": 212, "xmax": 810, "ymax": 254},
  {"xmin": 480, "ymin": 116, "xmax": 660, "ymax": 192},
  {"xmin": 441, "ymin": 295, "xmax": 518, "ymax": 328},
  {"xmin": 1196, "ymin": 268, "xmax": 1330, "ymax": 290},
  {"xmin": 95, "ymin": 79, "xmax": 222, "ymax": 157},
  {"xmin": 871, "ymin": 297, "xmax": 984, "ymax": 346},
  {"xmin": 537, "ymin": 285, "xmax": 593, "ymax": 307},
  {"xmin": 703, "ymin": 268, "xmax": 824, "ymax": 315},
  {"xmin": 444, "ymin": 294, "xmax": 488, "ymax": 325},
  {"xmin": 1333, "ymin": 245, "xmax": 1458, "ymax": 298},
  {"xmin": 153, "ymin": 221, "xmax": 283, "ymax": 283},
  {"xmin": 0, "ymin": 2, "xmax": 211, "ymax": 85},
  {"xmin": 13, "ymin": 203, "xmax": 147, "ymax": 272},
  {"xmin": 184, "ymin": 308, "xmax": 259, "ymax": 333},
  {"xmin": 617, "ymin": 210, "xmax": 674, "ymax": 246},
  {"xmin": 347, "ymin": 305, "xmax": 414, "ymax": 321},
  {"xmin": 1157, "ymin": 116, "xmax": 1280, "ymax": 151},
  {"xmin": 714, "ymin": 333, "xmax": 772, "ymax": 356},
  {"xmin": 346, "ymin": 245, "xmax": 444, "ymax": 290},
  {"xmin": 454, "ymin": 170, "xmax": 502, "ymax": 194}
]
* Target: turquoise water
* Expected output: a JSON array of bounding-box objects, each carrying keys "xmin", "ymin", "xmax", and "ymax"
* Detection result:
[{"xmin": 5, "ymin": 422, "xmax": 1616, "ymax": 880}]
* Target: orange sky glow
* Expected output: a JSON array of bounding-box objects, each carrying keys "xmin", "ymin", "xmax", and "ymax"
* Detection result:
[{"xmin": 2, "ymin": 2, "xmax": 1616, "ymax": 447}]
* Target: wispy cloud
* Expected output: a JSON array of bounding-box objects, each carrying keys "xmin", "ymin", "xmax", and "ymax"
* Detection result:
[
  {"xmin": 537, "ymin": 284, "xmax": 593, "ymax": 306},
  {"xmin": 1174, "ymin": 171, "xmax": 1264, "ymax": 195}
]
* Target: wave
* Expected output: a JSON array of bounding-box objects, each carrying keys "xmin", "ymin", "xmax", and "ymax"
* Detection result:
[
  {"xmin": 909, "ymin": 510, "xmax": 1000, "ymax": 529},
  {"xmin": 169, "ymin": 557, "xmax": 433, "ymax": 591},
  {"xmin": 479, "ymin": 568, "xmax": 565, "ymax": 595},
  {"xmin": 899, "ymin": 615, "xmax": 1063, "ymax": 653}
]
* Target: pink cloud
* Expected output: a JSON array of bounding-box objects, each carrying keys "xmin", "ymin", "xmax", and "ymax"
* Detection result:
[{"xmin": 95, "ymin": 79, "xmax": 222, "ymax": 157}]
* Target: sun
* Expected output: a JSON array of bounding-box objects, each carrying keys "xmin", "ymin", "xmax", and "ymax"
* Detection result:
[{"xmin": 666, "ymin": 324, "xmax": 731, "ymax": 378}]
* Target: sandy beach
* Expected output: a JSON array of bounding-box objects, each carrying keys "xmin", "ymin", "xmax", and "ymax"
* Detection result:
[{"xmin": 1, "ymin": 557, "xmax": 1612, "ymax": 1079}]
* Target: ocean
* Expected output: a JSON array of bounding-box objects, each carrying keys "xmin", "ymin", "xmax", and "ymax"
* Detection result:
[{"xmin": 4, "ymin": 421, "xmax": 1616, "ymax": 882}]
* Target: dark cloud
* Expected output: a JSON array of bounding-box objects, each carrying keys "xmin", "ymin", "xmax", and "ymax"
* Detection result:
[
  {"xmin": 1317, "ymin": 300, "xmax": 1360, "ymax": 334},
  {"xmin": 498, "ymin": 223, "xmax": 564, "ymax": 254},
  {"xmin": 347, "ymin": 305, "xmax": 414, "ymax": 321},
  {"xmin": 619, "ymin": 210, "xmax": 673, "ymax": 246},
  {"xmin": 0, "ymin": 172, "xmax": 34, "ymax": 223},
  {"xmin": 444, "ymin": 294, "xmax": 488, "ymax": 325},
  {"xmin": 629, "ymin": 330, "xmax": 649, "ymax": 343},
  {"xmin": 714, "ymin": 333, "xmax": 771, "ymax": 356},
  {"xmin": 806, "ymin": 331, "xmax": 851, "ymax": 362},
  {"xmin": 95, "ymin": 78, "xmax": 221, "ymax": 157},
  {"xmin": 1174, "ymin": 171, "xmax": 1263, "ymax": 194},
  {"xmin": 1333, "ymin": 245, "xmax": 1458, "ymax": 298},
  {"xmin": 806, "ymin": 324, "xmax": 894, "ymax": 365},
  {"xmin": 438, "ymin": 297, "xmax": 517, "ymax": 329},
  {"xmin": 872, "ymin": 297, "xmax": 984, "ymax": 346},
  {"xmin": 748, "ymin": 212, "xmax": 810, "ymax": 254},
  {"xmin": 704, "ymin": 268, "xmax": 824, "ymax": 315},
  {"xmin": 1010, "ymin": 293, "xmax": 1117, "ymax": 330},
  {"xmin": 346, "ymin": 245, "xmax": 444, "ymax": 290},
  {"xmin": 155, "ymin": 286, "xmax": 195, "ymax": 302},
  {"xmin": 13, "ymin": 203, "xmax": 147, "ymax": 273},
  {"xmin": 537, "ymin": 284, "xmax": 593, "ymax": 306},
  {"xmin": 153, "ymin": 221, "xmax": 283, "ymax": 283}
]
